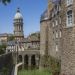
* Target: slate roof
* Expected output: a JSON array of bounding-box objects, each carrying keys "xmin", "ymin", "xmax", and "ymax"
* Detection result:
[
  {"xmin": 28, "ymin": 32, "xmax": 40, "ymax": 42},
  {"xmin": 0, "ymin": 33, "xmax": 13, "ymax": 37},
  {"xmin": 40, "ymin": 9, "xmax": 48, "ymax": 21},
  {"xmin": 7, "ymin": 41, "xmax": 16, "ymax": 46},
  {"xmin": 21, "ymin": 32, "xmax": 40, "ymax": 43},
  {"xmin": 52, "ymin": 0, "xmax": 61, "ymax": 4}
]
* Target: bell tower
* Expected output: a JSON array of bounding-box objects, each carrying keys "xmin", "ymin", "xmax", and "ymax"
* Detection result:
[{"xmin": 14, "ymin": 8, "xmax": 24, "ymax": 41}]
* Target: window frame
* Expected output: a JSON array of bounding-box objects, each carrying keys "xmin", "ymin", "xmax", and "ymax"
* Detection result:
[
  {"xmin": 66, "ymin": 10, "xmax": 73, "ymax": 27},
  {"xmin": 52, "ymin": 22, "xmax": 55, "ymax": 27},
  {"xmin": 55, "ymin": 20, "xmax": 58, "ymax": 26},
  {"xmin": 66, "ymin": 0, "xmax": 73, "ymax": 6},
  {"xmin": 56, "ymin": 44, "xmax": 58, "ymax": 52},
  {"xmin": 59, "ymin": 30, "xmax": 62, "ymax": 38},
  {"xmin": 56, "ymin": 31, "xmax": 58, "ymax": 39}
]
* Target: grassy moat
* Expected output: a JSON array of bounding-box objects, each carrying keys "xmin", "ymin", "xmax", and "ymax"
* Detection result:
[{"xmin": 18, "ymin": 69, "xmax": 52, "ymax": 75}]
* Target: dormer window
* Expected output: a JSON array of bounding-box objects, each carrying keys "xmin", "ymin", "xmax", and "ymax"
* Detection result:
[{"xmin": 66, "ymin": 0, "xmax": 73, "ymax": 6}]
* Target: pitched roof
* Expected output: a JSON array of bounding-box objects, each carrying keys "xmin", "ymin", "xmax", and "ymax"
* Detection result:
[{"xmin": 0, "ymin": 33, "xmax": 13, "ymax": 37}]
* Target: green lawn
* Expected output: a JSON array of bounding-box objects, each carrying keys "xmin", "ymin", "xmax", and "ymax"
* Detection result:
[{"xmin": 18, "ymin": 69, "xmax": 52, "ymax": 75}]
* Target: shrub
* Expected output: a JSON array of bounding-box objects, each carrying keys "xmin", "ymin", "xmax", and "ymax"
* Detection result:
[
  {"xmin": 48, "ymin": 56, "xmax": 61, "ymax": 75},
  {"xmin": 0, "ymin": 67, "xmax": 9, "ymax": 75}
]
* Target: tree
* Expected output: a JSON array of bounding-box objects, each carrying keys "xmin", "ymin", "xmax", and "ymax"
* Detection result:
[
  {"xmin": 7, "ymin": 35, "xmax": 15, "ymax": 41},
  {"xmin": 0, "ymin": 67, "xmax": 9, "ymax": 75},
  {"xmin": 0, "ymin": 0, "xmax": 11, "ymax": 5},
  {"xmin": 0, "ymin": 45, "xmax": 6, "ymax": 54}
]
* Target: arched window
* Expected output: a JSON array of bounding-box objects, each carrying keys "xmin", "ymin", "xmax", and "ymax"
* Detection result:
[{"xmin": 67, "ymin": 10, "xmax": 73, "ymax": 27}]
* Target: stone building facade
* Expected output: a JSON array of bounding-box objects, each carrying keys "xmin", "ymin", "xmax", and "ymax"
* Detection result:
[
  {"xmin": 60, "ymin": 0, "xmax": 75, "ymax": 75},
  {"xmin": 0, "ymin": 33, "xmax": 13, "ymax": 45},
  {"xmin": 40, "ymin": 0, "xmax": 75, "ymax": 74},
  {"xmin": 48, "ymin": 0, "xmax": 62, "ymax": 59}
]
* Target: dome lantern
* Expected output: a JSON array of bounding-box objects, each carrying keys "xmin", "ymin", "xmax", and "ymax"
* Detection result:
[{"xmin": 14, "ymin": 8, "xmax": 23, "ymax": 20}]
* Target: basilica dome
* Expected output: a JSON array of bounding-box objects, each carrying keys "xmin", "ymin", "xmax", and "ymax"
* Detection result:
[{"xmin": 14, "ymin": 8, "xmax": 23, "ymax": 20}]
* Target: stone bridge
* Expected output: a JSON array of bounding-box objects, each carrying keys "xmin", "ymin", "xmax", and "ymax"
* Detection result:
[{"xmin": 16, "ymin": 50, "xmax": 40, "ymax": 69}]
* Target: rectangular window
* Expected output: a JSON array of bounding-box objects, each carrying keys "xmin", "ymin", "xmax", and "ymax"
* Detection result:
[
  {"xmin": 59, "ymin": 17, "xmax": 61, "ymax": 24},
  {"xmin": 67, "ymin": 10, "xmax": 73, "ymax": 27},
  {"xmin": 52, "ymin": 12, "xmax": 54, "ymax": 17},
  {"xmin": 52, "ymin": 22, "xmax": 54, "ymax": 27},
  {"xmin": 60, "ymin": 30, "xmax": 62, "ymax": 38},
  {"xmin": 66, "ymin": 0, "xmax": 73, "ymax": 6},
  {"xmin": 55, "ymin": 20, "xmax": 58, "ymax": 25},
  {"xmin": 59, "ymin": 6, "xmax": 61, "ymax": 11},
  {"xmin": 56, "ymin": 31, "xmax": 58, "ymax": 38},
  {"xmin": 56, "ymin": 45, "xmax": 58, "ymax": 52}
]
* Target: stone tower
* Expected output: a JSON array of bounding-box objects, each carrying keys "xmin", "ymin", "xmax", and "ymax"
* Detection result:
[
  {"xmin": 14, "ymin": 8, "xmax": 24, "ymax": 41},
  {"xmin": 40, "ymin": 9, "xmax": 49, "ymax": 68},
  {"xmin": 39, "ymin": 0, "xmax": 53, "ymax": 68}
]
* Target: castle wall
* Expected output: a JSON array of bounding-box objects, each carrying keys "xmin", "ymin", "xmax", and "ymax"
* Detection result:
[
  {"xmin": 40, "ymin": 19, "xmax": 49, "ymax": 68},
  {"xmin": 60, "ymin": 0, "xmax": 75, "ymax": 74}
]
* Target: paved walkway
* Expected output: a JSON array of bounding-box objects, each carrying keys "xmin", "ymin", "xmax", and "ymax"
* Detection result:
[{"xmin": 14, "ymin": 62, "xmax": 23, "ymax": 75}]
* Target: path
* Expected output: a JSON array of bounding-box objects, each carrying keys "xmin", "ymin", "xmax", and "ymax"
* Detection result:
[{"xmin": 14, "ymin": 62, "xmax": 23, "ymax": 75}]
